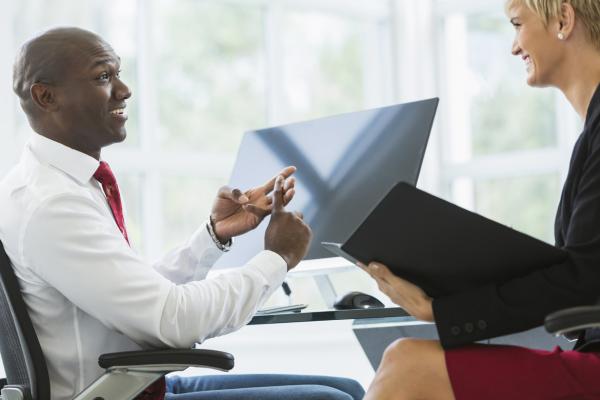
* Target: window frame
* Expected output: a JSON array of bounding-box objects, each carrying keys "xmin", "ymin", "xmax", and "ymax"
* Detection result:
[
  {"xmin": 104, "ymin": 0, "xmax": 394, "ymax": 259},
  {"xmin": 430, "ymin": 0, "xmax": 581, "ymax": 236}
]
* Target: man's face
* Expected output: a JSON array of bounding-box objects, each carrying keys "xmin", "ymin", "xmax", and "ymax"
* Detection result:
[{"xmin": 53, "ymin": 38, "xmax": 131, "ymax": 155}]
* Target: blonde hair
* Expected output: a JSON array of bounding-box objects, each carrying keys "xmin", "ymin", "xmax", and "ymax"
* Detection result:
[{"xmin": 505, "ymin": 0, "xmax": 600, "ymax": 50}]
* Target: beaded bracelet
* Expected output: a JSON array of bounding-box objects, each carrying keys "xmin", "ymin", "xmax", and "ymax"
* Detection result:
[{"xmin": 206, "ymin": 217, "xmax": 232, "ymax": 252}]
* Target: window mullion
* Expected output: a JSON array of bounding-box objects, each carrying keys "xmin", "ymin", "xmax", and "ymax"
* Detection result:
[
  {"xmin": 1, "ymin": 1, "xmax": 16, "ymax": 176},
  {"xmin": 137, "ymin": 0, "xmax": 163, "ymax": 260},
  {"xmin": 264, "ymin": 3, "xmax": 285, "ymax": 125}
]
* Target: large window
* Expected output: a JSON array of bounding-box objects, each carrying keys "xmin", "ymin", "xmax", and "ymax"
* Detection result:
[
  {"xmin": 154, "ymin": 1, "xmax": 266, "ymax": 153},
  {"xmin": 2, "ymin": 0, "xmax": 391, "ymax": 259},
  {"xmin": 0, "ymin": 0, "xmax": 586, "ymax": 383},
  {"xmin": 0, "ymin": 0, "xmax": 583, "ymax": 292},
  {"xmin": 433, "ymin": 0, "xmax": 580, "ymax": 243}
]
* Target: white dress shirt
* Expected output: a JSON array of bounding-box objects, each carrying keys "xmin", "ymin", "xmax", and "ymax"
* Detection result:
[{"xmin": 0, "ymin": 133, "xmax": 287, "ymax": 400}]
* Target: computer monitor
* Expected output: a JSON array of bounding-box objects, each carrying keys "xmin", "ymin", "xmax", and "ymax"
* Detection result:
[{"xmin": 215, "ymin": 98, "xmax": 439, "ymax": 268}]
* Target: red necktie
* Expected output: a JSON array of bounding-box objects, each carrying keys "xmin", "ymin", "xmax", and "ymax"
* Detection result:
[
  {"xmin": 93, "ymin": 161, "xmax": 129, "ymax": 244},
  {"xmin": 93, "ymin": 161, "xmax": 166, "ymax": 400}
]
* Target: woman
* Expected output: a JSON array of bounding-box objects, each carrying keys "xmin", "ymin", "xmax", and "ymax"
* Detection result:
[{"xmin": 362, "ymin": 1, "xmax": 600, "ymax": 399}]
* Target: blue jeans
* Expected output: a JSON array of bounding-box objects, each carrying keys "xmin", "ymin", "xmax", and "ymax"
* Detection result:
[{"xmin": 165, "ymin": 374, "xmax": 365, "ymax": 400}]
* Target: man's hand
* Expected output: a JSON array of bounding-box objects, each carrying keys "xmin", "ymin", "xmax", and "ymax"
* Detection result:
[
  {"xmin": 359, "ymin": 261, "xmax": 434, "ymax": 322},
  {"xmin": 264, "ymin": 175, "xmax": 312, "ymax": 270},
  {"xmin": 210, "ymin": 166, "xmax": 297, "ymax": 243}
]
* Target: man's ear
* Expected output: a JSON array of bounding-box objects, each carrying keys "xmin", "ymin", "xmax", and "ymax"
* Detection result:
[
  {"xmin": 30, "ymin": 83, "xmax": 60, "ymax": 112},
  {"xmin": 557, "ymin": 2, "xmax": 576, "ymax": 39}
]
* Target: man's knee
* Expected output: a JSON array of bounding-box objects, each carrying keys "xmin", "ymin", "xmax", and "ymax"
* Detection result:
[
  {"xmin": 302, "ymin": 385, "xmax": 353, "ymax": 400},
  {"xmin": 331, "ymin": 377, "xmax": 365, "ymax": 400}
]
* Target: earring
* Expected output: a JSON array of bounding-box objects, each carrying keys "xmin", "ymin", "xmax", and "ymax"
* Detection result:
[{"xmin": 558, "ymin": 32, "xmax": 565, "ymax": 40}]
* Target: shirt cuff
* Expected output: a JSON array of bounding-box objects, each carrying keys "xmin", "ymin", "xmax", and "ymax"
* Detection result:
[
  {"xmin": 244, "ymin": 250, "xmax": 287, "ymax": 287},
  {"xmin": 189, "ymin": 222, "xmax": 228, "ymax": 265}
]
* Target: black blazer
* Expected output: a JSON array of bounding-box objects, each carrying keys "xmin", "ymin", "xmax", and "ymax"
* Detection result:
[{"xmin": 432, "ymin": 84, "xmax": 600, "ymax": 349}]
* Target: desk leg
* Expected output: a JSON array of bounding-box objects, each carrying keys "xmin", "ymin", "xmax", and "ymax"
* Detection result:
[
  {"xmin": 352, "ymin": 322, "xmax": 438, "ymax": 370},
  {"xmin": 313, "ymin": 275, "xmax": 338, "ymax": 307}
]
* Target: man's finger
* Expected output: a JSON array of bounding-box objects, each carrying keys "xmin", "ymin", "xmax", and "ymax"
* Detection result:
[
  {"xmin": 278, "ymin": 166, "xmax": 296, "ymax": 179},
  {"xmin": 243, "ymin": 204, "xmax": 269, "ymax": 218},
  {"xmin": 233, "ymin": 188, "xmax": 249, "ymax": 203},
  {"xmin": 263, "ymin": 166, "xmax": 297, "ymax": 192},
  {"xmin": 284, "ymin": 177, "xmax": 296, "ymax": 191},
  {"xmin": 218, "ymin": 186, "xmax": 248, "ymax": 203},
  {"xmin": 283, "ymin": 188, "xmax": 295, "ymax": 205},
  {"xmin": 272, "ymin": 175, "xmax": 285, "ymax": 212}
]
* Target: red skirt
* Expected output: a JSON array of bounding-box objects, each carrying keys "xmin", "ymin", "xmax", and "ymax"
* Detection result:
[{"xmin": 445, "ymin": 345, "xmax": 600, "ymax": 400}]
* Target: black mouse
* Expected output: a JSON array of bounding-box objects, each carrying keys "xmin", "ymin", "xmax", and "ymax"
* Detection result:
[{"xmin": 333, "ymin": 291, "xmax": 385, "ymax": 310}]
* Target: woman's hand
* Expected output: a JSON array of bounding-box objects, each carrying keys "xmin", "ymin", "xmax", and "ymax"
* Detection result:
[{"xmin": 359, "ymin": 261, "xmax": 434, "ymax": 322}]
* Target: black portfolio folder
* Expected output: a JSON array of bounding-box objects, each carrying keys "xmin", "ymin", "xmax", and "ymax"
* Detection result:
[{"xmin": 322, "ymin": 182, "xmax": 568, "ymax": 298}]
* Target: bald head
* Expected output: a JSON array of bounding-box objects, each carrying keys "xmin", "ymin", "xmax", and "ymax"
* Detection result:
[
  {"xmin": 12, "ymin": 27, "xmax": 131, "ymax": 160},
  {"xmin": 13, "ymin": 27, "xmax": 113, "ymax": 116}
]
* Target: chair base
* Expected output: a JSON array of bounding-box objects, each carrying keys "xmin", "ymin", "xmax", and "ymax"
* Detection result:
[
  {"xmin": 1, "ymin": 386, "xmax": 25, "ymax": 400},
  {"xmin": 73, "ymin": 369, "xmax": 167, "ymax": 400}
]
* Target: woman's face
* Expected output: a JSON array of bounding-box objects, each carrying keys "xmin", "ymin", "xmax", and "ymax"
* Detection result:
[{"xmin": 509, "ymin": 4, "xmax": 563, "ymax": 87}]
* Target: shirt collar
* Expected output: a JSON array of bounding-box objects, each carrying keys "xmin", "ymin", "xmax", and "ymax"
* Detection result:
[{"xmin": 29, "ymin": 133, "xmax": 100, "ymax": 185}]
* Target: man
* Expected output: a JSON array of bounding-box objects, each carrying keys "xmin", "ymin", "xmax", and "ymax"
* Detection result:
[{"xmin": 1, "ymin": 27, "xmax": 364, "ymax": 400}]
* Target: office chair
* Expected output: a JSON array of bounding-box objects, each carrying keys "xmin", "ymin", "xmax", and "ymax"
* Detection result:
[
  {"xmin": 0, "ymin": 241, "xmax": 234, "ymax": 400},
  {"xmin": 545, "ymin": 305, "xmax": 600, "ymax": 338}
]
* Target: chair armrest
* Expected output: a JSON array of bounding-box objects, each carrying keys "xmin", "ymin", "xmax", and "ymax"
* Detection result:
[
  {"xmin": 545, "ymin": 305, "xmax": 600, "ymax": 336},
  {"xmin": 98, "ymin": 348, "xmax": 234, "ymax": 372},
  {"xmin": 73, "ymin": 349, "xmax": 234, "ymax": 400}
]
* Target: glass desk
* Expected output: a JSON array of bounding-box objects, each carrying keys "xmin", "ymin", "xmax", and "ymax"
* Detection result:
[
  {"xmin": 249, "ymin": 306, "xmax": 410, "ymax": 325},
  {"xmin": 248, "ymin": 306, "xmax": 417, "ymax": 371}
]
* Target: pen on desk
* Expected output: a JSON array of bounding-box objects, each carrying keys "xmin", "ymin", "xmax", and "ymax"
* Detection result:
[{"xmin": 282, "ymin": 281, "xmax": 292, "ymax": 305}]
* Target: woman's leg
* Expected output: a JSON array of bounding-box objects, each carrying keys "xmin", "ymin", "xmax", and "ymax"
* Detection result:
[
  {"xmin": 167, "ymin": 374, "xmax": 364, "ymax": 400},
  {"xmin": 364, "ymin": 338, "xmax": 455, "ymax": 400},
  {"xmin": 366, "ymin": 338, "xmax": 600, "ymax": 400}
]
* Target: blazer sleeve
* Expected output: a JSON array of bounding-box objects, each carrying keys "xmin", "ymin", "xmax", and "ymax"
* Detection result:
[{"xmin": 433, "ymin": 129, "xmax": 600, "ymax": 349}]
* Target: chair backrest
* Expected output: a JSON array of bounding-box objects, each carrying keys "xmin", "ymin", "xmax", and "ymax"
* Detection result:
[{"xmin": 0, "ymin": 241, "xmax": 50, "ymax": 400}]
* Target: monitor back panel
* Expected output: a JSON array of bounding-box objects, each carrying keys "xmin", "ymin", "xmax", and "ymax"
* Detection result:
[{"xmin": 215, "ymin": 98, "xmax": 439, "ymax": 268}]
